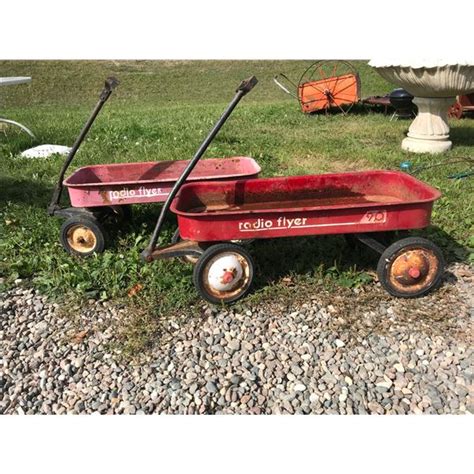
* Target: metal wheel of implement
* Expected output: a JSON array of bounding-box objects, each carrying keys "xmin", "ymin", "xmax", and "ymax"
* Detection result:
[
  {"xmin": 298, "ymin": 60, "xmax": 360, "ymax": 114},
  {"xmin": 60, "ymin": 217, "xmax": 106, "ymax": 256},
  {"xmin": 0, "ymin": 118, "xmax": 35, "ymax": 138},
  {"xmin": 193, "ymin": 243, "xmax": 255, "ymax": 304},
  {"xmin": 377, "ymin": 237, "xmax": 445, "ymax": 298}
]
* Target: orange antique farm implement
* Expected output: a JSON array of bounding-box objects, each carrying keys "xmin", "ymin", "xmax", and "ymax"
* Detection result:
[{"xmin": 274, "ymin": 60, "xmax": 361, "ymax": 114}]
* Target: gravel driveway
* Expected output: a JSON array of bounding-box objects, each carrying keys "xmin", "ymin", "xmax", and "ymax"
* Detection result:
[{"xmin": 1, "ymin": 263, "xmax": 472, "ymax": 415}]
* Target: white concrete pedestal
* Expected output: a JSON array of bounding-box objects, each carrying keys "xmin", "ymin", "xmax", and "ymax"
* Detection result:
[
  {"xmin": 369, "ymin": 60, "xmax": 474, "ymax": 156},
  {"xmin": 402, "ymin": 97, "xmax": 454, "ymax": 154}
]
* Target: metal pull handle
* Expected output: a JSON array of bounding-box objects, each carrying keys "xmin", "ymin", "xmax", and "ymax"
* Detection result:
[
  {"xmin": 142, "ymin": 75, "xmax": 259, "ymax": 261},
  {"xmin": 105, "ymin": 76, "xmax": 119, "ymax": 90},
  {"xmin": 48, "ymin": 76, "xmax": 119, "ymax": 215},
  {"xmin": 100, "ymin": 76, "xmax": 120, "ymax": 101},
  {"xmin": 237, "ymin": 76, "xmax": 258, "ymax": 94}
]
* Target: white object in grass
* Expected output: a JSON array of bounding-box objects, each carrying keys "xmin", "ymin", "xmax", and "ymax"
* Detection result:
[{"xmin": 21, "ymin": 144, "xmax": 71, "ymax": 159}]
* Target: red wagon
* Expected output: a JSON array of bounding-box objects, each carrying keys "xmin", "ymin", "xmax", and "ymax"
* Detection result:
[
  {"xmin": 48, "ymin": 77, "xmax": 260, "ymax": 256},
  {"xmin": 139, "ymin": 77, "xmax": 445, "ymax": 304},
  {"xmin": 149, "ymin": 170, "xmax": 445, "ymax": 304},
  {"xmin": 448, "ymin": 93, "xmax": 474, "ymax": 119},
  {"xmin": 64, "ymin": 157, "xmax": 260, "ymax": 208},
  {"xmin": 172, "ymin": 171, "xmax": 439, "ymax": 241}
]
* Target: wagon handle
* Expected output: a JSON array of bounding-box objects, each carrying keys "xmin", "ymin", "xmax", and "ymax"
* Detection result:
[
  {"xmin": 142, "ymin": 76, "xmax": 259, "ymax": 262},
  {"xmin": 101, "ymin": 76, "xmax": 119, "ymax": 99},
  {"xmin": 237, "ymin": 75, "xmax": 258, "ymax": 94},
  {"xmin": 48, "ymin": 76, "xmax": 119, "ymax": 215},
  {"xmin": 273, "ymin": 73, "xmax": 299, "ymax": 99}
]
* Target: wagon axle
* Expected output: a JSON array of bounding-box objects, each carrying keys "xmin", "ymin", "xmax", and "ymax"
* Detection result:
[{"xmin": 152, "ymin": 233, "xmax": 445, "ymax": 304}]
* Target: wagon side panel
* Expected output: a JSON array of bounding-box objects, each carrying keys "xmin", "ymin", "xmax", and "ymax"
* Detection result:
[{"xmin": 177, "ymin": 202, "xmax": 435, "ymax": 242}]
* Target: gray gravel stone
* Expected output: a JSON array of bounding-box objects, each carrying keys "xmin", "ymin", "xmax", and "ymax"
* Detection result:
[
  {"xmin": 205, "ymin": 381, "xmax": 218, "ymax": 394},
  {"xmin": 1, "ymin": 261, "xmax": 472, "ymax": 415}
]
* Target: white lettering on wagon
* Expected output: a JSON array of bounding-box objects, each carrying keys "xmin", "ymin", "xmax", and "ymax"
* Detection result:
[
  {"xmin": 238, "ymin": 217, "xmax": 308, "ymax": 231},
  {"xmin": 237, "ymin": 211, "xmax": 387, "ymax": 232},
  {"xmin": 108, "ymin": 186, "xmax": 168, "ymax": 201}
]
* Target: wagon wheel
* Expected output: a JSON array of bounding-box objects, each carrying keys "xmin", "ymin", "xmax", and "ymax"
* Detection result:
[
  {"xmin": 376, "ymin": 237, "xmax": 445, "ymax": 298},
  {"xmin": 171, "ymin": 228, "xmax": 203, "ymax": 265},
  {"xmin": 448, "ymin": 102, "xmax": 463, "ymax": 119},
  {"xmin": 298, "ymin": 60, "xmax": 360, "ymax": 114},
  {"xmin": 193, "ymin": 243, "xmax": 255, "ymax": 304},
  {"xmin": 107, "ymin": 205, "xmax": 133, "ymax": 224},
  {"xmin": 60, "ymin": 217, "xmax": 106, "ymax": 257}
]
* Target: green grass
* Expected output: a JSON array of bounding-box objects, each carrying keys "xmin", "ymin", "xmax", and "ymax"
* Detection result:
[{"xmin": 1, "ymin": 60, "xmax": 473, "ymax": 353}]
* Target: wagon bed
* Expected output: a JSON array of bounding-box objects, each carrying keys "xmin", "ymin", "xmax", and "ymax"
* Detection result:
[
  {"xmin": 64, "ymin": 157, "xmax": 261, "ymax": 207},
  {"xmin": 172, "ymin": 170, "xmax": 441, "ymax": 242}
]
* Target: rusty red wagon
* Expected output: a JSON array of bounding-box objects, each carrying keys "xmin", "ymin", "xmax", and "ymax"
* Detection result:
[
  {"xmin": 137, "ymin": 76, "xmax": 445, "ymax": 304},
  {"xmin": 148, "ymin": 170, "xmax": 444, "ymax": 303},
  {"xmin": 48, "ymin": 77, "xmax": 260, "ymax": 256},
  {"xmin": 448, "ymin": 93, "xmax": 474, "ymax": 119},
  {"xmin": 64, "ymin": 157, "xmax": 260, "ymax": 208}
]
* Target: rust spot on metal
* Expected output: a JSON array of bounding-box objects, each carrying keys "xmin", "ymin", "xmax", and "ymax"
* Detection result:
[
  {"xmin": 388, "ymin": 248, "xmax": 439, "ymax": 294},
  {"xmin": 99, "ymin": 188, "xmax": 111, "ymax": 205},
  {"xmin": 67, "ymin": 225, "xmax": 97, "ymax": 254},
  {"xmin": 150, "ymin": 240, "xmax": 204, "ymax": 261}
]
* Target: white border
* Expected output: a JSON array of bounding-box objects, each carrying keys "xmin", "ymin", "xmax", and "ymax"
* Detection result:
[
  {"xmin": 1, "ymin": 0, "xmax": 472, "ymax": 59},
  {"xmin": 1, "ymin": 1, "xmax": 471, "ymax": 472},
  {"xmin": 1, "ymin": 416, "xmax": 471, "ymax": 473}
]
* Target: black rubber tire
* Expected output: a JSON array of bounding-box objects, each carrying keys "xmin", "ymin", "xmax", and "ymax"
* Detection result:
[
  {"xmin": 108, "ymin": 205, "xmax": 133, "ymax": 224},
  {"xmin": 193, "ymin": 243, "xmax": 255, "ymax": 305},
  {"xmin": 377, "ymin": 237, "xmax": 445, "ymax": 298},
  {"xmin": 60, "ymin": 217, "xmax": 106, "ymax": 257}
]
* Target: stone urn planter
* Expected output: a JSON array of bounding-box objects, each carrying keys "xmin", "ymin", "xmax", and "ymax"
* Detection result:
[{"xmin": 369, "ymin": 60, "xmax": 474, "ymax": 153}]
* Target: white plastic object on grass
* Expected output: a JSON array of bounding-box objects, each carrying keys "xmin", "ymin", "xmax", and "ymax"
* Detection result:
[{"xmin": 20, "ymin": 144, "xmax": 72, "ymax": 159}]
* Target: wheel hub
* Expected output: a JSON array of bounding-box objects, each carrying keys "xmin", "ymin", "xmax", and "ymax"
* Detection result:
[
  {"xmin": 207, "ymin": 254, "xmax": 243, "ymax": 292},
  {"xmin": 389, "ymin": 249, "xmax": 438, "ymax": 291},
  {"xmin": 67, "ymin": 225, "xmax": 97, "ymax": 253}
]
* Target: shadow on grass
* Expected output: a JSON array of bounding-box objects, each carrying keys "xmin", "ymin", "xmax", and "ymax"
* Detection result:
[
  {"xmin": 303, "ymin": 102, "xmax": 413, "ymax": 118},
  {"xmin": 0, "ymin": 176, "xmax": 52, "ymax": 208},
  {"xmin": 418, "ymin": 225, "xmax": 470, "ymax": 263},
  {"xmin": 249, "ymin": 226, "xmax": 468, "ymax": 293},
  {"xmin": 449, "ymin": 126, "xmax": 474, "ymax": 147},
  {"xmin": 250, "ymin": 233, "xmax": 374, "ymax": 293}
]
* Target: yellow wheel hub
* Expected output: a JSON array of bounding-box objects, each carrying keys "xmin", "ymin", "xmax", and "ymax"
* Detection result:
[{"xmin": 66, "ymin": 225, "xmax": 97, "ymax": 253}]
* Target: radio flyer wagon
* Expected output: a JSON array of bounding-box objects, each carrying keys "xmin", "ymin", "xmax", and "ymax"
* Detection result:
[
  {"xmin": 48, "ymin": 77, "xmax": 260, "ymax": 256},
  {"xmin": 142, "ymin": 77, "xmax": 445, "ymax": 304}
]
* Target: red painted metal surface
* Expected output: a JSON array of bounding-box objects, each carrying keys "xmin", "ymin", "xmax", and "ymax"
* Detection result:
[
  {"xmin": 448, "ymin": 93, "xmax": 474, "ymax": 119},
  {"xmin": 64, "ymin": 157, "xmax": 261, "ymax": 207},
  {"xmin": 171, "ymin": 171, "xmax": 441, "ymax": 242}
]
